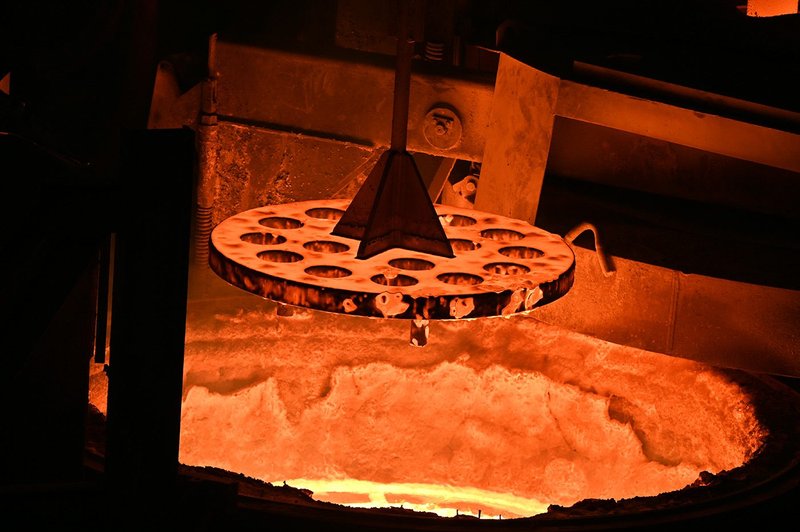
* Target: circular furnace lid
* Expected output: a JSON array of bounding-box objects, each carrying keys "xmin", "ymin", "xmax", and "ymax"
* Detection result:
[{"xmin": 209, "ymin": 199, "xmax": 575, "ymax": 320}]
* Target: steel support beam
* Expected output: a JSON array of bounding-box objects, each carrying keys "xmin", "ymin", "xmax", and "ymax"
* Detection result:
[
  {"xmin": 556, "ymin": 79, "xmax": 800, "ymax": 174},
  {"xmin": 533, "ymin": 247, "xmax": 800, "ymax": 377},
  {"xmin": 214, "ymin": 41, "xmax": 495, "ymax": 161},
  {"xmin": 151, "ymin": 42, "xmax": 800, "ymax": 178}
]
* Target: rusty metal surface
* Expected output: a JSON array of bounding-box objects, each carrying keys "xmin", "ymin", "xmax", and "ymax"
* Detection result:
[
  {"xmin": 555, "ymin": 77, "xmax": 800, "ymax": 175},
  {"xmin": 149, "ymin": 42, "xmax": 800, "ymax": 212},
  {"xmin": 210, "ymin": 42, "xmax": 800, "ymax": 175},
  {"xmin": 473, "ymin": 54, "xmax": 560, "ymax": 224},
  {"xmin": 547, "ymin": 118, "xmax": 800, "ymax": 219},
  {"xmin": 571, "ymin": 60, "xmax": 800, "ymax": 134},
  {"xmin": 533, "ymin": 246, "xmax": 800, "ymax": 377},
  {"xmin": 209, "ymin": 199, "xmax": 574, "ymax": 320},
  {"xmin": 212, "ymin": 123, "xmax": 375, "ymax": 224},
  {"xmin": 149, "ymin": 42, "xmax": 800, "ymax": 226},
  {"xmin": 214, "ymin": 41, "xmax": 495, "ymax": 161}
]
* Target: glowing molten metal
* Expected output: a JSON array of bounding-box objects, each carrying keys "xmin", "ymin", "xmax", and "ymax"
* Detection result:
[{"xmin": 156, "ymin": 300, "xmax": 766, "ymax": 520}]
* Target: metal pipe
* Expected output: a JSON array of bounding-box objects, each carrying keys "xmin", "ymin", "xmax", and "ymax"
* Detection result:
[
  {"xmin": 564, "ymin": 222, "xmax": 615, "ymax": 277},
  {"xmin": 390, "ymin": 3, "xmax": 413, "ymax": 152},
  {"xmin": 195, "ymin": 33, "xmax": 219, "ymax": 265}
]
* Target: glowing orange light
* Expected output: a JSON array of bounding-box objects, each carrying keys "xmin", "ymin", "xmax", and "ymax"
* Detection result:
[
  {"xmin": 747, "ymin": 0, "xmax": 798, "ymax": 17},
  {"xmin": 89, "ymin": 303, "xmax": 767, "ymax": 519}
]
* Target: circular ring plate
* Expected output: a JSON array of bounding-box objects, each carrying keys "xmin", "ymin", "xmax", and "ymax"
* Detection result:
[{"xmin": 209, "ymin": 200, "xmax": 575, "ymax": 320}]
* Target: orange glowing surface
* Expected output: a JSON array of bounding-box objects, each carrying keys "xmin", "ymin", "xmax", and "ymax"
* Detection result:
[
  {"xmin": 747, "ymin": 0, "xmax": 798, "ymax": 17},
  {"xmin": 90, "ymin": 294, "xmax": 767, "ymax": 519}
]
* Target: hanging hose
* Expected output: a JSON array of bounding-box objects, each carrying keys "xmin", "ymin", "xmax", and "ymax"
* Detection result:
[{"xmin": 564, "ymin": 222, "xmax": 616, "ymax": 277}]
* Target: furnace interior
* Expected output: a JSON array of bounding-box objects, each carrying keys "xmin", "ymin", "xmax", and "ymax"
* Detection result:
[{"xmin": 90, "ymin": 266, "xmax": 776, "ymax": 520}]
